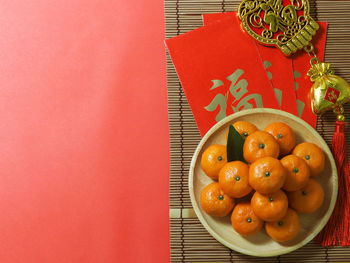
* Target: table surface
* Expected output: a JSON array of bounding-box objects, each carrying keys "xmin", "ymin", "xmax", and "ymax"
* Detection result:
[
  {"xmin": 166, "ymin": 0, "xmax": 350, "ymax": 262},
  {"xmin": 0, "ymin": 1, "xmax": 169, "ymax": 262}
]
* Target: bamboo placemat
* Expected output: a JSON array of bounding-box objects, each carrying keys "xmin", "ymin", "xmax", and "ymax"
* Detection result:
[{"xmin": 166, "ymin": 0, "xmax": 350, "ymax": 261}]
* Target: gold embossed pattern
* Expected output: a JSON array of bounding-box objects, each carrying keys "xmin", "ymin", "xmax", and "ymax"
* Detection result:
[{"xmin": 238, "ymin": 0, "xmax": 319, "ymax": 55}]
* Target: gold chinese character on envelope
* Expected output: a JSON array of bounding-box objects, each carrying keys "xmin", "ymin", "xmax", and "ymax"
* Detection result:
[{"xmin": 204, "ymin": 69, "xmax": 263, "ymax": 122}]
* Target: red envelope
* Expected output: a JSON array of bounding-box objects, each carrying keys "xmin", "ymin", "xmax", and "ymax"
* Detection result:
[
  {"xmin": 292, "ymin": 22, "xmax": 328, "ymax": 128},
  {"xmin": 203, "ymin": 12, "xmax": 298, "ymax": 116},
  {"xmin": 202, "ymin": 11, "xmax": 234, "ymax": 25},
  {"xmin": 166, "ymin": 17, "xmax": 280, "ymax": 136}
]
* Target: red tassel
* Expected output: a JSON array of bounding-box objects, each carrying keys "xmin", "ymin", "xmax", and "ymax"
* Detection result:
[{"xmin": 316, "ymin": 121, "xmax": 350, "ymax": 246}]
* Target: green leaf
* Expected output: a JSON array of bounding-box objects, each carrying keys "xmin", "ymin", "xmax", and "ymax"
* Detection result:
[{"xmin": 226, "ymin": 125, "xmax": 247, "ymax": 163}]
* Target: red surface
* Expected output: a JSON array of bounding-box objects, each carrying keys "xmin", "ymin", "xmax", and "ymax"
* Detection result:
[{"xmin": 0, "ymin": 1, "xmax": 169, "ymax": 262}]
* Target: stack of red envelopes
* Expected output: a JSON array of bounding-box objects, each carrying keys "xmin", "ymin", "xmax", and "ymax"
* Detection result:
[{"xmin": 166, "ymin": 12, "xmax": 327, "ymax": 136}]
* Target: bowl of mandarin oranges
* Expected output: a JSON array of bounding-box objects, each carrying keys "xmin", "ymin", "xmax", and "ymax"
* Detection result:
[{"xmin": 189, "ymin": 108, "xmax": 338, "ymax": 257}]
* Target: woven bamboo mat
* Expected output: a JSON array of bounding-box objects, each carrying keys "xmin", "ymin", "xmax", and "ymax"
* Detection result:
[{"xmin": 166, "ymin": 0, "xmax": 350, "ymax": 261}]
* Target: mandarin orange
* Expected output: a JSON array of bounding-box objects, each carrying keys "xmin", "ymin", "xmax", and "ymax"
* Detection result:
[
  {"xmin": 243, "ymin": 131, "xmax": 280, "ymax": 163},
  {"xmin": 249, "ymin": 157, "xmax": 286, "ymax": 194},
  {"xmin": 233, "ymin": 121, "xmax": 258, "ymax": 139},
  {"xmin": 281, "ymin": 155, "xmax": 310, "ymax": 191},
  {"xmin": 219, "ymin": 161, "xmax": 252, "ymax": 198},
  {"xmin": 201, "ymin": 145, "xmax": 227, "ymax": 180},
  {"xmin": 264, "ymin": 122, "xmax": 296, "ymax": 156},
  {"xmin": 265, "ymin": 208, "xmax": 300, "ymax": 242},
  {"xmin": 251, "ymin": 190, "xmax": 288, "ymax": 222},
  {"xmin": 288, "ymin": 178, "xmax": 324, "ymax": 213},
  {"xmin": 200, "ymin": 182, "xmax": 235, "ymax": 217},
  {"xmin": 231, "ymin": 203, "xmax": 263, "ymax": 236},
  {"xmin": 292, "ymin": 142, "xmax": 325, "ymax": 177}
]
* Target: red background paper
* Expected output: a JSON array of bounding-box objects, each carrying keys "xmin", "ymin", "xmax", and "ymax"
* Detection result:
[
  {"xmin": 293, "ymin": 22, "xmax": 328, "ymax": 127},
  {"xmin": 0, "ymin": 1, "xmax": 169, "ymax": 262},
  {"xmin": 203, "ymin": 12, "xmax": 298, "ymax": 116},
  {"xmin": 166, "ymin": 17, "xmax": 280, "ymax": 136}
]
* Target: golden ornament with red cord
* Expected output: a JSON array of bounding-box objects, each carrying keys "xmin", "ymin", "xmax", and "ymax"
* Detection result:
[{"xmin": 237, "ymin": 0, "xmax": 350, "ymax": 247}]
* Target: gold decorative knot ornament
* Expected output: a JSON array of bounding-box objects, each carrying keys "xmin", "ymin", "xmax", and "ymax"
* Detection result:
[{"xmin": 238, "ymin": 0, "xmax": 319, "ymax": 55}]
